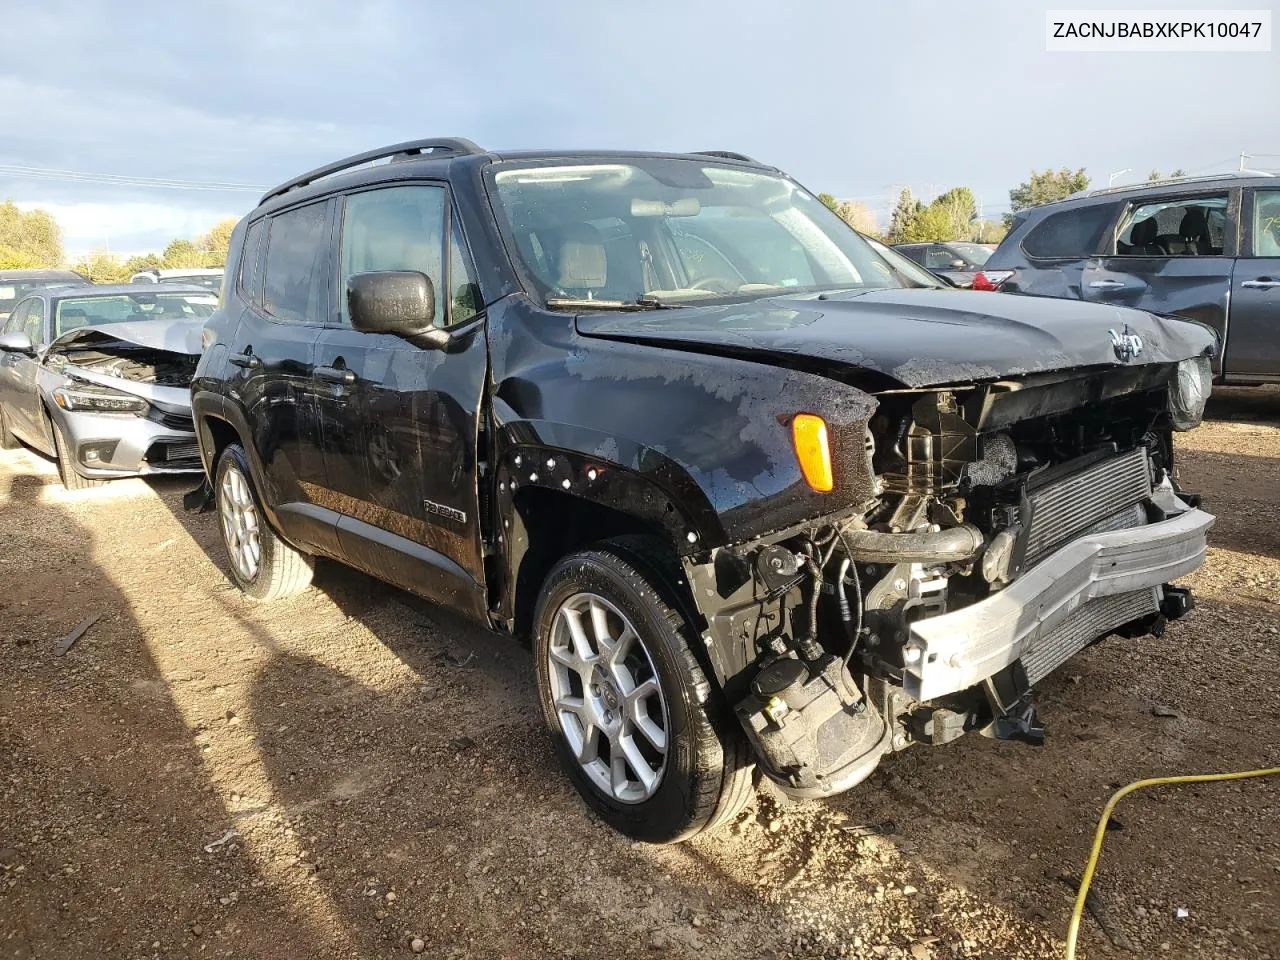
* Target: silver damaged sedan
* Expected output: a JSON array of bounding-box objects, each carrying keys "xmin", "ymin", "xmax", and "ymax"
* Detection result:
[{"xmin": 0, "ymin": 284, "xmax": 214, "ymax": 489}]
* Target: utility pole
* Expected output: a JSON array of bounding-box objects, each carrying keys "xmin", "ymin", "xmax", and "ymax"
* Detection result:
[
  {"xmin": 1108, "ymin": 168, "xmax": 1132, "ymax": 187},
  {"xmin": 1240, "ymin": 152, "xmax": 1249, "ymax": 171}
]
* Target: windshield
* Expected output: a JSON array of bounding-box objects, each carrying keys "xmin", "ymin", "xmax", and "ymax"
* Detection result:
[
  {"xmin": 947, "ymin": 242, "xmax": 993, "ymax": 266},
  {"xmin": 55, "ymin": 293, "xmax": 218, "ymax": 337},
  {"xmin": 490, "ymin": 160, "xmax": 920, "ymax": 307},
  {"xmin": 158, "ymin": 274, "xmax": 223, "ymax": 293}
]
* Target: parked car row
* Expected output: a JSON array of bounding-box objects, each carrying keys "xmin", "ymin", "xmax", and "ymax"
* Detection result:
[
  {"xmin": 1, "ymin": 142, "xmax": 1219, "ymax": 843},
  {"xmin": 972, "ymin": 172, "xmax": 1280, "ymax": 384}
]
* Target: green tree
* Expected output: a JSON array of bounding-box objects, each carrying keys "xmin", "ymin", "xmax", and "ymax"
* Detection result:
[
  {"xmin": 817, "ymin": 193, "xmax": 839, "ymax": 212},
  {"xmin": 1006, "ymin": 168, "xmax": 1090, "ymax": 225},
  {"xmin": 0, "ymin": 244, "xmax": 42, "ymax": 269},
  {"xmin": 930, "ymin": 186, "xmax": 976, "ymax": 240},
  {"xmin": 886, "ymin": 187, "xmax": 922, "ymax": 244},
  {"xmin": 0, "ymin": 200, "xmax": 64, "ymax": 267},
  {"xmin": 122, "ymin": 253, "xmax": 165, "ymax": 277},
  {"xmin": 72, "ymin": 250, "xmax": 127, "ymax": 283},
  {"xmin": 972, "ymin": 220, "xmax": 1009, "ymax": 244},
  {"xmin": 1170, "ymin": 168, "xmax": 1186, "ymax": 178},
  {"xmin": 832, "ymin": 200, "xmax": 879, "ymax": 236},
  {"xmin": 162, "ymin": 238, "xmax": 202, "ymax": 268},
  {"xmin": 1147, "ymin": 169, "xmax": 1164, "ymax": 182},
  {"xmin": 196, "ymin": 217, "xmax": 239, "ymax": 267}
]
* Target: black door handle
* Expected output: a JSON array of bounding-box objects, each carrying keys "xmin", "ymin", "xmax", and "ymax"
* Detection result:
[
  {"xmin": 315, "ymin": 365, "xmax": 356, "ymax": 385},
  {"xmin": 228, "ymin": 352, "xmax": 261, "ymax": 369}
]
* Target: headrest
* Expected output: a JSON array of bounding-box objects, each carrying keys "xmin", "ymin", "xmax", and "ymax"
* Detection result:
[
  {"xmin": 1179, "ymin": 207, "xmax": 1208, "ymax": 238},
  {"xmin": 1129, "ymin": 217, "xmax": 1158, "ymax": 245},
  {"xmin": 556, "ymin": 224, "xmax": 607, "ymax": 290}
]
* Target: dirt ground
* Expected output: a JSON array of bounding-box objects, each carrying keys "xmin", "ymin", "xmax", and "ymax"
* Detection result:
[{"xmin": 2, "ymin": 391, "xmax": 1278, "ymax": 960}]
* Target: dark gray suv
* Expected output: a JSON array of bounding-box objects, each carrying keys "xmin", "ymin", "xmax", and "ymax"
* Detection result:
[{"xmin": 976, "ymin": 173, "xmax": 1280, "ymax": 384}]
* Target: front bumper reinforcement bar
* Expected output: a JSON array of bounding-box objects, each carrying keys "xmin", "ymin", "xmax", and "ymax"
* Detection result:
[{"xmin": 902, "ymin": 506, "xmax": 1215, "ymax": 701}]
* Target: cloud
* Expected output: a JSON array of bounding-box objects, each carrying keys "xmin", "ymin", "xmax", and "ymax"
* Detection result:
[
  {"xmin": 0, "ymin": 0, "xmax": 1275, "ymax": 242},
  {"xmin": 17, "ymin": 200, "xmax": 243, "ymax": 259}
]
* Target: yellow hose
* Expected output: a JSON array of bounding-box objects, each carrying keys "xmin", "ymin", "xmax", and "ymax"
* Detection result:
[{"xmin": 1065, "ymin": 766, "xmax": 1280, "ymax": 959}]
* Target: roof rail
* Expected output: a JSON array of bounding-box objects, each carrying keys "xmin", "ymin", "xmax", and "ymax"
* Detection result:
[
  {"xmin": 1082, "ymin": 170, "xmax": 1274, "ymax": 198},
  {"xmin": 260, "ymin": 138, "xmax": 485, "ymax": 204},
  {"xmin": 689, "ymin": 150, "xmax": 761, "ymax": 164}
]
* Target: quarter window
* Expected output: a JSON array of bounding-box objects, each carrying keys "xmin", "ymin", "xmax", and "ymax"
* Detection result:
[
  {"xmin": 1116, "ymin": 193, "xmax": 1228, "ymax": 256},
  {"xmin": 1252, "ymin": 190, "xmax": 1280, "ymax": 257},
  {"xmin": 262, "ymin": 202, "xmax": 330, "ymax": 324},
  {"xmin": 340, "ymin": 185, "xmax": 446, "ymax": 327},
  {"xmin": 239, "ymin": 219, "xmax": 266, "ymax": 301},
  {"xmin": 448, "ymin": 221, "xmax": 481, "ymax": 325},
  {"xmin": 1021, "ymin": 203, "xmax": 1118, "ymax": 259}
]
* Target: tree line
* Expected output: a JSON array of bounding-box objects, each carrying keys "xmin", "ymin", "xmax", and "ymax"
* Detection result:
[
  {"xmin": 4, "ymin": 165, "xmax": 1203, "ymax": 278},
  {"xmin": 820, "ymin": 165, "xmax": 1192, "ymax": 246},
  {"xmin": 0, "ymin": 200, "xmax": 238, "ymax": 282}
]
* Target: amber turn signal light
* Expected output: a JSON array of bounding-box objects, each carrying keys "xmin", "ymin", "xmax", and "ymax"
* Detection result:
[{"xmin": 791, "ymin": 413, "xmax": 833, "ymax": 492}]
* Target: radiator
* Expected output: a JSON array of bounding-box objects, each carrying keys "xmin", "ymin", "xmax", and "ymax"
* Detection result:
[
  {"xmin": 1024, "ymin": 448, "xmax": 1153, "ymax": 564},
  {"xmin": 1022, "ymin": 587, "xmax": 1161, "ymax": 684}
]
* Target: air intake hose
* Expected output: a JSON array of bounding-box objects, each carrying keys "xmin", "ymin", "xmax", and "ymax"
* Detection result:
[{"xmin": 841, "ymin": 524, "xmax": 984, "ymax": 565}]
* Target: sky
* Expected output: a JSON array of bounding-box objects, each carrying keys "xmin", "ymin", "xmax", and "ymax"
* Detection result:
[{"xmin": 2, "ymin": 0, "xmax": 1277, "ymax": 258}]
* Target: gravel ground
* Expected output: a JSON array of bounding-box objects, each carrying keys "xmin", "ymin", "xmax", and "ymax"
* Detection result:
[{"xmin": 1, "ymin": 391, "xmax": 1277, "ymax": 960}]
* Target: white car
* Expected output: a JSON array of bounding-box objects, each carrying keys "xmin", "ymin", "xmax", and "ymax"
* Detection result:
[{"xmin": 130, "ymin": 267, "xmax": 224, "ymax": 294}]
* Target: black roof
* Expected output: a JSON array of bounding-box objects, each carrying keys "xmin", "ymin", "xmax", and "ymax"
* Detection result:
[
  {"xmin": 0, "ymin": 269, "xmax": 87, "ymax": 281},
  {"xmin": 255, "ymin": 138, "xmax": 773, "ymax": 215}
]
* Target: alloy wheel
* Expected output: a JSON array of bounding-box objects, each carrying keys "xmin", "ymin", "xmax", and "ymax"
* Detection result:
[
  {"xmin": 547, "ymin": 592, "xmax": 669, "ymax": 803},
  {"xmin": 219, "ymin": 464, "xmax": 262, "ymax": 582}
]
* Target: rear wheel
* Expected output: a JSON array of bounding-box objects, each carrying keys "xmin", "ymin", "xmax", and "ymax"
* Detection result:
[
  {"xmin": 0, "ymin": 406, "xmax": 19, "ymax": 450},
  {"xmin": 215, "ymin": 443, "xmax": 313, "ymax": 601},
  {"xmin": 51, "ymin": 420, "xmax": 105, "ymax": 490},
  {"xmin": 533, "ymin": 541, "xmax": 754, "ymax": 843}
]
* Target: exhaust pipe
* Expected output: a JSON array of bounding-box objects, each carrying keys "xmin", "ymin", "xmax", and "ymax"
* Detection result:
[{"xmin": 841, "ymin": 524, "xmax": 983, "ymax": 565}]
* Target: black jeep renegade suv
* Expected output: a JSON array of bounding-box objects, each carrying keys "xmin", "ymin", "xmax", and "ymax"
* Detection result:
[{"xmin": 193, "ymin": 138, "xmax": 1216, "ymax": 842}]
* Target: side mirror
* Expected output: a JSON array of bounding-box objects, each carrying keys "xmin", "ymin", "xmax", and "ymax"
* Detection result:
[
  {"xmin": 347, "ymin": 271, "xmax": 447, "ymax": 347},
  {"xmin": 949, "ymin": 259, "xmax": 968, "ymax": 270},
  {"xmin": 0, "ymin": 331, "xmax": 35, "ymax": 355}
]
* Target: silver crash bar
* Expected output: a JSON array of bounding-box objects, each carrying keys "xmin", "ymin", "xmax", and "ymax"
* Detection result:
[{"xmin": 902, "ymin": 506, "xmax": 1215, "ymax": 701}]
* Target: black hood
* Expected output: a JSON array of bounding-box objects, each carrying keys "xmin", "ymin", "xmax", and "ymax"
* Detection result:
[{"xmin": 576, "ymin": 288, "xmax": 1217, "ymax": 389}]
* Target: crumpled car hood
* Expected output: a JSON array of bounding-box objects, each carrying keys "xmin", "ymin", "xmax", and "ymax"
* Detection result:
[
  {"xmin": 576, "ymin": 288, "xmax": 1217, "ymax": 388},
  {"xmin": 47, "ymin": 318, "xmax": 204, "ymax": 357},
  {"xmin": 43, "ymin": 318, "xmax": 202, "ymax": 406}
]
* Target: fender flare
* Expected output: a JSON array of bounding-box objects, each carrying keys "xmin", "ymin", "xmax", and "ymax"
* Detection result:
[{"xmin": 190, "ymin": 390, "xmax": 288, "ymax": 533}]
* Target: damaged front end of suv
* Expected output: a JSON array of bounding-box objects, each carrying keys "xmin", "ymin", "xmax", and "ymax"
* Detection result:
[{"xmin": 659, "ymin": 311, "xmax": 1216, "ymax": 800}]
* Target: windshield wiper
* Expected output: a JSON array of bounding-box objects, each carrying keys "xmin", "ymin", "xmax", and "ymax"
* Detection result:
[{"xmin": 544, "ymin": 296, "xmax": 670, "ymax": 312}]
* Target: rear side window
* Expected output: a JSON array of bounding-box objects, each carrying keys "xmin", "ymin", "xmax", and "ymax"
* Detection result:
[
  {"xmin": 238, "ymin": 219, "xmax": 265, "ymax": 300},
  {"xmin": 1021, "ymin": 203, "xmax": 1117, "ymax": 259},
  {"xmin": 1116, "ymin": 193, "xmax": 1228, "ymax": 256},
  {"xmin": 263, "ymin": 202, "xmax": 330, "ymax": 324}
]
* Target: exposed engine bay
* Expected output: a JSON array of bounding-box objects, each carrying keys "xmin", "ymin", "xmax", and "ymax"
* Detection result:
[
  {"xmin": 685, "ymin": 363, "xmax": 1214, "ymax": 799},
  {"xmin": 46, "ymin": 342, "xmax": 198, "ymax": 387}
]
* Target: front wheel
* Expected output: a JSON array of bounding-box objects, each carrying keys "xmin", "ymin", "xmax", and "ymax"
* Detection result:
[
  {"xmin": 51, "ymin": 420, "xmax": 105, "ymax": 490},
  {"xmin": 215, "ymin": 443, "xmax": 313, "ymax": 601},
  {"xmin": 533, "ymin": 542, "xmax": 754, "ymax": 843}
]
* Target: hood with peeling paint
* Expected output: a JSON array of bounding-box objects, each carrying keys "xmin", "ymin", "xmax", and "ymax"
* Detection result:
[
  {"xmin": 47, "ymin": 318, "xmax": 205, "ymax": 357},
  {"xmin": 575, "ymin": 289, "xmax": 1217, "ymax": 388}
]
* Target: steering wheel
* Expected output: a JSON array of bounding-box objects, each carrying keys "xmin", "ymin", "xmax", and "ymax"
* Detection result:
[{"xmin": 689, "ymin": 275, "xmax": 739, "ymax": 294}]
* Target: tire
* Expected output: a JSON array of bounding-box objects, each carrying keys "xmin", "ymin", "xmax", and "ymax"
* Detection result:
[
  {"xmin": 51, "ymin": 420, "xmax": 106, "ymax": 490},
  {"xmin": 533, "ymin": 540, "xmax": 755, "ymax": 843},
  {"xmin": 214, "ymin": 443, "xmax": 313, "ymax": 601},
  {"xmin": 0, "ymin": 406, "xmax": 19, "ymax": 450}
]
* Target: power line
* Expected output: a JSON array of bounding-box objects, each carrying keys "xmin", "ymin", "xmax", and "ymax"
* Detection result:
[{"xmin": 0, "ymin": 163, "xmax": 265, "ymax": 193}]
